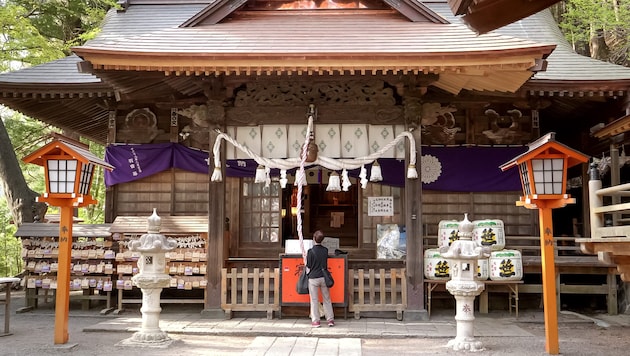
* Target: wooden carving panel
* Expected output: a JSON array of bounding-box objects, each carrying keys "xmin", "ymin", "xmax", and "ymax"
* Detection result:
[{"xmin": 234, "ymin": 80, "xmax": 396, "ymax": 107}]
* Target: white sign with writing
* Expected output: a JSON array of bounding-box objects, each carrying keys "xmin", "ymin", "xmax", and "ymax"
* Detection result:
[{"xmin": 368, "ymin": 196, "xmax": 394, "ymax": 216}]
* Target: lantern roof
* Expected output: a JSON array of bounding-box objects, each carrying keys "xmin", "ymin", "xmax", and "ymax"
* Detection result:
[
  {"xmin": 22, "ymin": 134, "xmax": 114, "ymax": 171},
  {"xmin": 499, "ymin": 132, "xmax": 589, "ymax": 172}
]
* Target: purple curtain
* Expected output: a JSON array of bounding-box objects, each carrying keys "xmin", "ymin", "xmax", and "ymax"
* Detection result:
[
  {"xmin": 105, "ymin": 143, "xmax": 525, "ymax": 192},
  {"xmin": 104, "ymin": 143, "xmax": 173, "ymax": 186},
  {"xmin": 421, "ymin": 146, "xmax": 526, "ymax": 192}
]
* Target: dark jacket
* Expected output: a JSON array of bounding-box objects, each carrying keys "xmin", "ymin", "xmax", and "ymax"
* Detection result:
[{"xmin": 306, "ymin": 244, "xmax": 328, "ymax": 279}]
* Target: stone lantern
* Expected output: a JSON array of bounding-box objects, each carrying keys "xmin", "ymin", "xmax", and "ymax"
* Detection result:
[
  {"xmin": 500, "ymin": 132, "xmax": 588, "ymax": 355},
  {"xmin": 22, "ymin": 134, "xmax": 114, "ymax": 345},
  {"xmin": 441, "ymin": 213, "xmax": 490, "ymax": 351},
  {"xmin": 120, "ymin": 209, "xmax": 177, "ymax": 347}
]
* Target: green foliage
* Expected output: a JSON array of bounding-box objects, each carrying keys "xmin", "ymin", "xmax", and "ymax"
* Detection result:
[
  {"xmin": 0, "ymin": 1, "xmax": 115, "ymax": 268},
  {"xmin": 2, "ymin": 110, "xmax": 55, "ymax": 193},
  {"xmin": 0, "ymin": 199, "xmax": 22, "ymax": 277},
  {"xmin": 79, "ymin": 139, "xmax": 107, "ymax": 224},
  {"xmin": 1, "ymin": 0, "xmax": 117, "ymax": 64},
  {"xmin": 558, "ymin": 0, "xmax": 630, "ymax": 65}
]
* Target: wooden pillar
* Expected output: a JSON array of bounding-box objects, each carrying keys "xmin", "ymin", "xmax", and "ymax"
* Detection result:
[
  {"xmin": 403, "ymin": 97, "xmax": 426, "ymax": 320},
  {"xmin": 203, "ymin": 99, "xmax": 226, "ymax": 318},
  {"xmin": 538, "ymin": 204, "xmax": 559, "ymax": 354},
  {"xmin": 54, "ymin": 204, "xmax": 74, "ymax": 344}
]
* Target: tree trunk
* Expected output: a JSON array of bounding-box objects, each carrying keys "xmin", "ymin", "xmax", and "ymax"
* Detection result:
[
  {"xmin": 590, "ymin": 26, "xmax": 610, "ymax": 60},
  {"xmin": 0, "ymin": 116, "xmax": 47, "ymax": 226}
]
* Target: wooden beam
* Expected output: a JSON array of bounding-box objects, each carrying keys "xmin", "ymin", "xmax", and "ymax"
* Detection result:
[{"xmin": 462, "ymin": 0, "xmax": 562, "ymax": 34}]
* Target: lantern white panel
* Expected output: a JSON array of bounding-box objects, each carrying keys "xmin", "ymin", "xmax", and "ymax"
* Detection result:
[
  {"xmin": 316, "ymin": 124, "xmax": 340, "ymax": 158},
  {"xmin": 261, "ymin": 125, "xmax": 288, "ymax": 159},
  {"xmin": 368, "ymin": 125, "xmax": 396, "ymax": 158},
  {"xmin": 287, "ymin": 124, "xmax": 308, "ymax": 158},
  {"xmin": 341, "ymin": 124, "xmax": 368, "ymax": 158},
  {"xmin": 235, "ymin": 126, "xmax": 262, "ymax": 159}
]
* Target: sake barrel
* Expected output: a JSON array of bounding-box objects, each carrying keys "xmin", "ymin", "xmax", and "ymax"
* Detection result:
[
  {"xmin": 438, "ymin": 220, "xmax": 460, "ymax": 248},
  {"xmin": 424, "ymin": 248, "xmax": 450, "ymax": 280},
  {"xmin": 472, "ymin": 219, "xmax": 506, "ymax": 251},
  {"xmin": 476, "ymin": 258, "xmax": 490, "ymax": 280},
  {"xmin": 489, "ymin": 250, "xmax": 523, "ymax": 281}
]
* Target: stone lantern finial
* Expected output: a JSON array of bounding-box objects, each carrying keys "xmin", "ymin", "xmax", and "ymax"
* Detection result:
[
  {"xmin": 458, "ymin": 213, "xmax": 473, "ymax": 240},
  {"xmin": 147, "ymin": 208, "xmax": 161, "ymax": 234}
]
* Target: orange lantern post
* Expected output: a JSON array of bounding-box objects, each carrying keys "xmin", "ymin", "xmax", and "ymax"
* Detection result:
[
  {"xmin": 22, "ymin": 134, "xmax": 113, "ymax": 345},
  {"xmin": 500, "ymin": 132, "xmax": 588, "ymax": 355}
]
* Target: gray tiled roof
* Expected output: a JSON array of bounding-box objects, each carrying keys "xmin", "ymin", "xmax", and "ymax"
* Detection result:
[
  {"xmin": 0, "ymin": 55, "xmax": 105, "ymax": 85},
  {"xmin": 79, "ymin": 4, "xmax": 550, "ymax": 56},
  {"xmin": 4, "ymin": 1, "xmax": 627, "ymax": 86}
]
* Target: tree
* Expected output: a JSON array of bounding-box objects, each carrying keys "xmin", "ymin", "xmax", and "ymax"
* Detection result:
[
  {"xmin": 0, "ymin": 200, "xmax": 22, "ymax": 277},
  {"xmin": 0, "ymin": 113, "xmax": 49, "ymax": 226},
  {"xmin": 556, "ymin": 0, "xmax": 630, "ymax": 66},
  {"xmin": 0, "ymin": 0, "xmax": 116, "ymax": 227}
]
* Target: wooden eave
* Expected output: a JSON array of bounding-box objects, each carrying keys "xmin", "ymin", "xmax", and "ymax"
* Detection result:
[
  {"xmin": 73, "ymin": 45, "xmax": 553, "ymax": 93},
  {"xmin": 382, "ymin": 0, "xmax": 449, "ymax": 23},
  {"xmin": 14, "ymin": 223, "xmax": 112, "ymax": 238},
  {"xmin": 0, "ymin": 83, "xmax": 115, "ymax": 100},
  {"xmin": 181, "ymin": 0, "xmax": 248, "ymax": 26},
  {"xmin": 521, "ymin": 80, "xmax": 630, "ymax": 99},
  {"xmin": 592, "ymin": 114, "xmax": 630, "ymax": 139},
  {"xmin": 109, "ymin": 215, "xmax": 208, "ymax": 234},
  {"xmin": 181, "ymin": 0, "xmax": 448, "ymax": 26},
  {"xmin": 448, "ymin": 0, "xmax": 562, "ymax": 34}
]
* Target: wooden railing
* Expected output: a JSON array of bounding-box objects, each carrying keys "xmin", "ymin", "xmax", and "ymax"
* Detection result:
[
  {"xmin": 220, "ymin": 266, "xmax": 408, "ymax": 320},
  {"xmin": 221, "ymin": 267, "xmax": 280, "ymax": 319},
  {"xmin": 348, "ymin": 268, "xmax": 407, "ymax": 320},
  {"xmin": 576, "ymin": 174, "xmax": 630, "ymax": 286}
]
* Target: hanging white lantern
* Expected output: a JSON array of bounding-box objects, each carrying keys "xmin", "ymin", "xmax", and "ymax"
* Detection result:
[
  {"xmin": 326, "ymin": 172, "xmax": 341, "ymax": 192},
  {"xmin": 370, "ymin": 160, "xmax": 383, "ymax": 182},
  {"xmin": 341, "ymin": 168, "xmax": 351, "ymax": 191},
  {"xmin": 359, "ymin": 165, "xmax": 368, "ymax": 189},
  {"xmin": 254, "ymin": 165, "xmax": 266, "ymax": 183},
  {"xmin": 280, "ymin": 169, "xmax": 288, "ymax": 188}
]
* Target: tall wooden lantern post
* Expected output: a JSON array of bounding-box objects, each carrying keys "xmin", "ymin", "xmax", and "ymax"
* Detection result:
[
  {"xmin": 22, "ymin": 134, "xmax": 113, "ymax": 345},
  {"xmin": 500, "ymin": 132, "xmax": 588, "ymax": 355}
]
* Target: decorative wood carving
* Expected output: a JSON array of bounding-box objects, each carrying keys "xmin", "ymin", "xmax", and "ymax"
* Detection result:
[
  {"xmin": 481, "ymin": 109, "xmax": 527, "ymax": 144},
  {"xmin": 226, "ymin": 105, "xmax": 403, "ymax": 125},
  {"xmin": 117, "ymin": 108, "xmax": 162, "ymax": 143},
  {"xmin": 234, "ymin": 80, "xmax": 396, "ymax": 107},
  {"xmin": 177, "ymin": 102, "xmax": 226, "ymax": 148},
  {"xmin": 403, "ymin": 97, "xmax": 422, "ymax": 129},
  {"xmin": 419, "ymin": 103, "xmax": 460, "ymax": 145}
]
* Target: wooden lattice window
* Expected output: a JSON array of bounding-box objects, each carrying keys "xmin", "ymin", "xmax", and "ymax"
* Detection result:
[{"xmin": 240, "ymin": 178, "xmax": 281, "ymax": 245}]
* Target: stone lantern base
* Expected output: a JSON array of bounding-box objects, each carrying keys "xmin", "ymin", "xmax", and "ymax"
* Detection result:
[{"xmin": 117, "ymin": 332, "xmax": 174, "ymax": 349}]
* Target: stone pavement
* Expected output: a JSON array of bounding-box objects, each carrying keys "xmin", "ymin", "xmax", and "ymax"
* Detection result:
[
  {"xmin": 3, "ymin": 289, "xmax": 630, "ymax": 355},
  {"xmin": 84, "ymin": 310, "xmax": 532, "ymax": 339}
]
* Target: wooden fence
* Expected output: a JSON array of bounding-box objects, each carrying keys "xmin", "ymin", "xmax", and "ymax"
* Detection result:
[
  {"xmin": 221, "ymin": 267, "xmax": 407, "ymax": 320},
  {"xmin": 348, "ymin": 268, "xmax": 407, "ymax": 320},
  {"xmin": 221, "ymin": 267, "xmax": 280, "ymax": 319}
]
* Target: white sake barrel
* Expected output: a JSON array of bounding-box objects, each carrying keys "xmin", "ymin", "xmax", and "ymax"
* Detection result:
[
  {"xmin": 476, "ymin": 258, "xmax": 489, "ymax": 280},
  {"xmin": 473, "ymin": 219, "xmax": 506, "ymax": 251},
  {"xmin": 438, "ymin": 220, "xmax": 460, "ymax": 248},
  {"xmin": 424, "ymin": 248, "xmax": 450, "ymax": 280},
  {"xmin": 489, "ymin": 250, "xmax": 523, "ymax": 281}
]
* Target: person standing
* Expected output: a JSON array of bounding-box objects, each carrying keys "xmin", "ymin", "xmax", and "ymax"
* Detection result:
[{"xmin": 306, "ymin": 230, "xmax": 335, "ymax": 327}]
